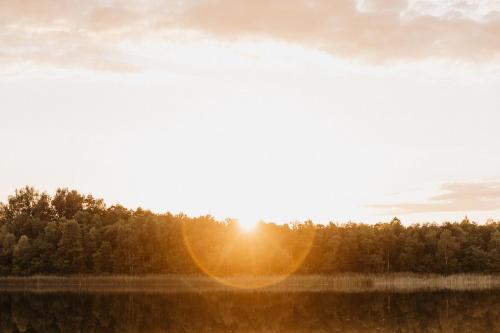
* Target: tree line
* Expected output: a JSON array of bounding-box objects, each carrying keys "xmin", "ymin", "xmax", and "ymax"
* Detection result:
[{"xmin": 0, "ymin": 187, "xmax": 498, "ymax": 276}]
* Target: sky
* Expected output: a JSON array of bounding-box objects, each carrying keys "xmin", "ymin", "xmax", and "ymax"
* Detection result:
[{"xmin": 1, "ymin": 0, "xmax": 500, "ymax": 225}]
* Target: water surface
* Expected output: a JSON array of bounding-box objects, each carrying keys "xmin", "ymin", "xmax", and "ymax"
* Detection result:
[{"xmin": 0, "ymin": 291, "xmax": 498, "ymax": 332}]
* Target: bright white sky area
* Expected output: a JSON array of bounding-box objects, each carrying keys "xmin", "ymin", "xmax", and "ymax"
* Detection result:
[{"xmin": 1, "ymin": 0, "xmax": 500, "ymax": 225}]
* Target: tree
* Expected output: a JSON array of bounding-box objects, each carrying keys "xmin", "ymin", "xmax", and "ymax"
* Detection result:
[
  {"xmin": 83, "ymin": 227, "xmax": 98, "ymax": 272},
  {"xmin": 378, "ymin": 218, "xmax": 402, "ymax": 273},
  {"xmin": 52, "ymin": 188, "xmax": 84, "ymax": 219},
  {"xmin": 438, "ymin": 229, "xmax": 459, "ymax": 273},
  {"xmin": 56, "ymin": 220, "xmax": 84, "ymax": 273},
  {"xmin": 0, "ymin": 232, "xmax": 15, "ymax": 275},
  {"xmin": 93, "ymin": 241, "xmax": 113, "ymax": 273},
  {"xmin": 2, "ymin": 186, "xmax": 54, "ymax": 221},
  {"xmin": 13, "ymin": 235, "xmax": 32, "ymax": 275},
  {"xmin": 487, "ymin": 231, "xmax": 500, "ymax": 272}
]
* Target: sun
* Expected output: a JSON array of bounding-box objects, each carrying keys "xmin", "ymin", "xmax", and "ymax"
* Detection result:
[{"xmin": 238, "ymin": 218, "xmax": 259, "ymax": 232}]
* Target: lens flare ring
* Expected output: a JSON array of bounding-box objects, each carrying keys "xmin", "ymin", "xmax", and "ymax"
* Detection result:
[{"xmin": 181, "ymin": 221, "xmax": 316, "ymax": 290}]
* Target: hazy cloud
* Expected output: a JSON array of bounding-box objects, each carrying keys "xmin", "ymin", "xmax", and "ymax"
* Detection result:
[
  {"xmin": 371, "ymin": 181, "xmax": 500, "ymax": 214},
  {"xmin": 1, "ymin": 0, "xmax": 500, "ymax": 71}
]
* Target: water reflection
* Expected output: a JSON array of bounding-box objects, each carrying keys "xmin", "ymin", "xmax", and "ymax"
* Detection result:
[{"xmin": 0, "ymin": 291, "xmax": 498, "ymax": 332}]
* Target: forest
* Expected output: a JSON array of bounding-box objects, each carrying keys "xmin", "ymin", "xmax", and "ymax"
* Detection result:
[{"xmin": 0, "ymin": 187, "xmax": 498, "ymax": 276}]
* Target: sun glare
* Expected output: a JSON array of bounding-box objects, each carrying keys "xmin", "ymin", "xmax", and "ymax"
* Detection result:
[{"xmin": 238, "ymin": 218, "xmax": 258, "ymax": 232}]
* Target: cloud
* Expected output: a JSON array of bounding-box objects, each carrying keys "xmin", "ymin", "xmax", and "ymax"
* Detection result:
[
  {"xmin": 1, "ymin": 0, "xmax": 500, "ymax": 71},
  {"xmin": 371, "ymin": 181, "xmax": 500, "ymax": 214},
  {"xmin": 178, "ymin": 0, "xmax": 500, "ymax": 62}
]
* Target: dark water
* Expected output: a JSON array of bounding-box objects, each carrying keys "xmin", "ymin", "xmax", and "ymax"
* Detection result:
[{"xmin": 0, "ymin": 291, "xmax": 499, "ymax": 332}]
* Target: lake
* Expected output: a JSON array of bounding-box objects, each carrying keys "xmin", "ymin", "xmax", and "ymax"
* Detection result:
[{"xmin": 0, "ymin": 290, "xmax": 499, "ymax": 332}]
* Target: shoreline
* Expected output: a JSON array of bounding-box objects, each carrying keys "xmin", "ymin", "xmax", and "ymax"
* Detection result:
[{"xmin": 0, "ymin": 273, "xmax": 498, "ymax": 293}]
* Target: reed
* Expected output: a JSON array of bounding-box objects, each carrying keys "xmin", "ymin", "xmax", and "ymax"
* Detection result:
[{"xmin": 0, "ymin": 273, "xmax": 497, "ymax": 293}]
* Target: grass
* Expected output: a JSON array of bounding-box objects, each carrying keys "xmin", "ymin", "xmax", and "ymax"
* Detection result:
[{"xmin": 0, "ymin": 273, "xmax": 498, "ymax": 293}]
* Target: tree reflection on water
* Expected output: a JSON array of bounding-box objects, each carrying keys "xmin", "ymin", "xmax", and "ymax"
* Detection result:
[{"xmin": 0, "ymin": 291, "xmax": 498, "ymax": 332}]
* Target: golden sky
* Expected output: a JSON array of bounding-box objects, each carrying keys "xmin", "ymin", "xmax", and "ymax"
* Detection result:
[{"xmin": 1, "ymin": 0, "xmax": 500, "ymax": 224}]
